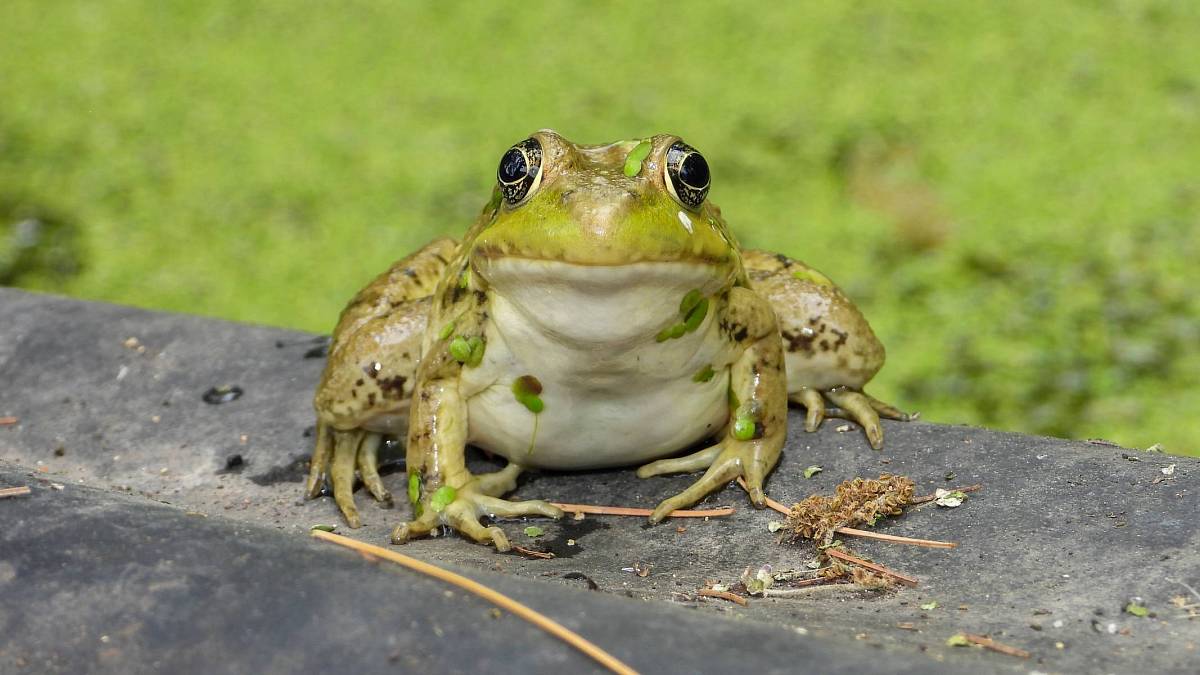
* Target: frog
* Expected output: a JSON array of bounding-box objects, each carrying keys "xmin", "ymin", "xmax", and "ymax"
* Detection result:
[{"xmin": 305, "ymin": 130, "xmax": 910, "ymax": 551}]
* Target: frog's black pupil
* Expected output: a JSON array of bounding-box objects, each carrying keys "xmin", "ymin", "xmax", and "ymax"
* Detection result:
[
  {"xmin": 678, "ymin": 153, "xmax": 710, "ymax": 189},
  {"xmin": 498, "ymin": 148, "xmax": 527, "ymax": 183}
]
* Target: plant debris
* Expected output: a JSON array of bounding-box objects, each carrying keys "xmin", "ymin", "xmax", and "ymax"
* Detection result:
[
  {"xmin": 784, "ymin": 474, "xmax": 916, "ymax": 547},
  {"xmin": 512, "ymin": 545, "xmax": 554, "ymax": 560},
  {"xmin": 523, "ymin": 525, "xmax": 545, "ymax": 538},
  {"xmin": 933, "ymin": 489, "xmax": 967, "ymax": 507},
  {"xmin": 697, "ymin": 588, "xmax": 749, "ymax": 606},
  {"xmin": 0, "ymin": 416, "xmax": 18, "ymax": 426},
  {"xmin": 957, "ymin": 632, "xmax": 1031, "ymax": 659},
  {"xmin": 1124, "ymin": 600, "xmax": 1149, "ymax": 617},
  {"xmin": 910, "ymin": 483, "xmax": 982, "ymax": 505},
  {"xmin": 0, "ymin": 485, "xmax": 32, "ymax": 499},
  {"xmin": 803, "ymin": 465, "xmax": 823, "ymax": 479}
]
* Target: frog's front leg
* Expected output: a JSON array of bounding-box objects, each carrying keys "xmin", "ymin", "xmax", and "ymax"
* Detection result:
[
  {"xmin": 393, "ymin": 360, "xmax": 562, "ymax": 551},
  {"xmin": 637, "ymin": 286, "xmax": 788, "ymax": 522}
]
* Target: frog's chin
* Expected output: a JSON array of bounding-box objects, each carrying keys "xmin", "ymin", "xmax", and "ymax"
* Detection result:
[{"xmin": 478, "ymin": 258, "xmax": 729, "ymax": 346}]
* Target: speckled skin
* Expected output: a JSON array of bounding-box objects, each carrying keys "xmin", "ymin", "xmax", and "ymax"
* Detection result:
[{"xmin": 306, "ymin": 130, "xmax": 908, "ymax": 550}]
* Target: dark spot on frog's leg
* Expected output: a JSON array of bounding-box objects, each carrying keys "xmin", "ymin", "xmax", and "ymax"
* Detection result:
[
  {"xmin": 819, "ymin": 339, "xmax": 830, "ymax": 352},
  {"xmin": 403, "ymin": 267, "xmax": 418, "ymax": 278},
  {"xmin": 434, "ymin": 253, "xmax": 449, "ymax": 265},
  {"xmin": 781, "ymin": 329, "xmax": 816, "ymax": 354},
  {"xmin": 379, "ymin": 375, "xmax": 408, "ymax": 399},
  {"xmin": 351, "ymin": 389, "xmax": 358, "ymax": 399},
  {"xmin": 367, "ymin": 393, "xmax": 377, "ymax": 406},
  {"xmin": 355, "ymin": 378, "xmax": 364, "ymax": 387},
  {"xmin": 831, "ymin": 328, "xmax": 848, "ymax": 351},
  {"xmin": 733, "ymin": 325, "xmax": 749, "ymax": 342}
]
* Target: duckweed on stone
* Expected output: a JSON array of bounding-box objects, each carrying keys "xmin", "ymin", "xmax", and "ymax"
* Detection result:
[
  {"xmin": 437, "ymin": 320, "xmax": 456, "ymax": 340},
  {"xmin": 693, "ymin": 364, "xmax": 716, "ymax": 383}
]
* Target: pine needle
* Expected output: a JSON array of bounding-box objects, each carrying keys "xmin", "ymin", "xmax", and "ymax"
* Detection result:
[
  {"xmin": 550, "ymin": 503, "xmax": 733, "ymax": 518},
  {"xmin": 696, "ymin": 589, "xmax": 749, "ymax": 606},
  {"xmin": 311, "ymin": 530, "xmax": 638, "ymax": 675},
  {"xmin": 825, "ymin": 547, "xmax": 919, "ymax": 587},
  {"xmin": 0, "ymin": 486, "xmax": 32, "ymax": 499}
]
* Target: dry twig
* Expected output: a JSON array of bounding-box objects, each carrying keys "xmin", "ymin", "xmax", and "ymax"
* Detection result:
[
  {"xmin": 311, "ymin": 530, "xmax": 637, "ymax": 675},
  {"xmin": 962, "ymin": 632, "xmax": 1030, "ymax": 659},
  {"xmin": 834, "ymin": 527, "xmax": 956, "ymax": 549},
  {"xmin": 511, "ymin": 545, "xmax": 554, "ymax": 560},
  {"xmin": 696, "ymin": 589, "xmax": 749, "ymax": 606},
  {"xmin": 550, "ymin": 502, "xmax": 733, "ymax": 518},
  {"xmin": 0, "ymin": 416, "xmax": 18, "ymax": 426},
  {"xmin": 0, "ymin": 486, "xmax": 32, "ymax": 499},
  {"xmin": 826, "ymin": 548, "xmax": 918, "ymax": 587}
]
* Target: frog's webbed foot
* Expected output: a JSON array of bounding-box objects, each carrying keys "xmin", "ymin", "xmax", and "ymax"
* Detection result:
[
  {"xmin": 391, "ymin": 464, "xmax": 563, "ymax": 552},
  {"xmin": 788, "ymin": 387, "xmax": 913, "ymax": 450},
  {"xmin": 637, "ymin": 438, "xmax": 774, "ymax": 523},
  {"xmin": 305, "ymin": 424, "xmax": 393, "ymax": 528}
]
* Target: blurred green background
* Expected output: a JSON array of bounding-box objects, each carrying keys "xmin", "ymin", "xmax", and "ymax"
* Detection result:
[{"xmin": 2, "ymin": 1, "xmax": 1197, "ymax": 455}]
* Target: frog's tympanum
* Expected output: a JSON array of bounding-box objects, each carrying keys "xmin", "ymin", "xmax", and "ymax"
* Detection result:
[{"xmin": 306, "ymin": 131, "xmax": 910, "ymax": 550}]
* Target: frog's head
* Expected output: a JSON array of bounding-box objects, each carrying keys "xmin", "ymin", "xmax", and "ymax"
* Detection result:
[{"xmin": 470, "ymin": 130, "xmax": 739, "ymax": 272}]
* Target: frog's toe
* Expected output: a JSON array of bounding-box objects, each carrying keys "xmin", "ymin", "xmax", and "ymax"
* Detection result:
[
  {"xmin": 474, "ymin": 495, "xmax": 563, "ymax": 520},
  {"xmin": 636, "ymin": 445, "xmax": 722, "ymax": 478},
  {"xmin": 356, "ymin": 432, "xmax": 393, "ymax": 505},
  {"xmin": 330, "ymin": 429, "xmax": 365, "ymax": 528},
  {"xmin": 390, "ymin": 508, "xmax": 439, "ymax": 545},
  {"xmin": 825, "ymin": 388, "xmax": 883, "ymax": 450},
  {"xmin": 864, "ymin": 393, "xmax": 914, "ymax": 421},
  {"xmin": 648, "ymin": 449, "xmax": 743, "ymax": 523},
  {"xmin": 789, "ymin": 387, "xmax": 827, "ymax": 433},
  {"xmin": 304, "ymin": 422, "xmax": 332, "ymax": 500},
  {"xmin": 444, "ymin": 501, "xmax": 512, "ymax": 552}
]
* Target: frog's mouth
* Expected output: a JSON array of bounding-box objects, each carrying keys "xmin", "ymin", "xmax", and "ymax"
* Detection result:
[{"xmin": 476, "ymin": 258, "xmax": 730, "ymax": 346}]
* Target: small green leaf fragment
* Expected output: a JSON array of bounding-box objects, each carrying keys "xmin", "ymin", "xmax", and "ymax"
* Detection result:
[
  {"xmin": 622, "ymin": 139, "xmax": 653, "ymax": 177},
  {"xmin": 668, "ymin": 323, "xmax": 687, "ymax": 339},
  {"xmin": 449, "ymin": 336, "xmax": 472, "ymax": 362},
  {"xmin": 791, "ymin": 267, "xmax": 834, "ymax": 287},
  {"xmin": 921, "ymin": 601, "xmax": 938, "ymax": 611},
  {"xmin": 523, "ymin": 525, "xmax": 545, "ymax": 538},
  {"xmin": 430, "ymin": 485, "xmax": 457, "ymax": 512},
  {"xmin": 1125, "ymin": 602, "xmax": 1149, "ymax": 617},
  {"xmin": 407, "ymin": 473, "xmax": 420, "ymax": 505},
  {"xmin": 437, "ymin": 321, "xmax": 456, "ymax": 341},
  {"xmin": 655, "ymin": 326, "xmax": 674, "ymax": 342},
  {"xmin": 512, "ymin": 375, "xmax": 545, "ymax": 413},
  {"xmin": 732, "ymin": 415, "xmax": 756, "ymax": 441},
  {"xmin": 693, "ymin": 365, "xmax": 716, "ymax": 383},
  {"xmin": 803, "ymin": 465, "xmax": 823, "ymax": 479},
  {"xmin": 767, "ymin": 520, "xmax": 784, "ymax": 533},
  {"xmin": 310, "ymin": 524, "xmax": 336, "ymax": 532},
  {"xmin": 683, "ymin": 298, "xmax": 709, "ymax": 333},
  {"xmin": 679, "ymin": 289, "xmax": 703, "ymax": 315},
  {"xmin": 946, "ymin": 633, "xmax": 971, "ymax": 647}
]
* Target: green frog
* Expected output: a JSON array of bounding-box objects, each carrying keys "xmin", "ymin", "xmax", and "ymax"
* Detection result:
[{"xmin": 306, "ymin": 131, "xmax": 909, "ymax": 551}]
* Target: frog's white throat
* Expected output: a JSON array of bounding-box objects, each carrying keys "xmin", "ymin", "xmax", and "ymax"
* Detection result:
[{"xmin": 479, "ymin": 258, "xmax": 726, "ymax": 347}]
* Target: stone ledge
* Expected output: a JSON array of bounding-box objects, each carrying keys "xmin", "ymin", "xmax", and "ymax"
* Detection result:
[{"xmin": 1, "ymin": 287, "xmax": 1196, "ymax": 674}]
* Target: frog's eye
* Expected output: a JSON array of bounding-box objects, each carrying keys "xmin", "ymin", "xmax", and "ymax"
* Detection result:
[
  {"xmin": 664, "ymin": 140, "xmax": 710, "ymax": 209},
  {"xmin": 497, "ymin": 137, "xmax": 543, "ymax": 206}
]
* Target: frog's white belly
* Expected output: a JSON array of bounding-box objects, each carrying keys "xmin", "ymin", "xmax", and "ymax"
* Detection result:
[{"xmin": 461, "ymin": 259, "xmax": 735, "ymax": 469}]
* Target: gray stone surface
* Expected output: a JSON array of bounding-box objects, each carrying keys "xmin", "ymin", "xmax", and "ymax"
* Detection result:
[{"xmin": 1, "ymin": 287, "xmax": 1197, "ymax": 673}]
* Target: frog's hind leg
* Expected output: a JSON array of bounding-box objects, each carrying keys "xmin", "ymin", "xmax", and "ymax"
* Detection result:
[{"xmin": 743, "ymin": 249, "xmax": 912, "ymax": 449}]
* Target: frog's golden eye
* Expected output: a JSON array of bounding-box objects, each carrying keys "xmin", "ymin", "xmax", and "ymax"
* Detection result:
[
  {"xmin": 664, "ymin": 140, "xmax": 710, "ymax": 209},
  {"xmin": 497, "ymin": 137, "xmax": 543, "ymax": 206}
]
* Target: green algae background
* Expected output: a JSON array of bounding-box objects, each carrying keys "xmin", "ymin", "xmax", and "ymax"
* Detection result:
[{"xmin": 2, "ymin": 1, "xmax": 1197, "ymax": 456}]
